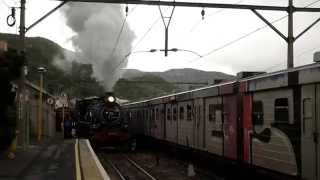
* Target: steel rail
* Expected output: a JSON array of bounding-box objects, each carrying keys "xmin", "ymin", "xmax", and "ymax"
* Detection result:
[
  {"xmin": 106, "ymin": 158, "xmax": 126, "ymax": 180},
  {"xmin": 125, "ymin": 155, "xmax": 157, "ymax": 180}
]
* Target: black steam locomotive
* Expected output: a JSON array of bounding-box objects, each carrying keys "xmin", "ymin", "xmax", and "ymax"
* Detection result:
[{"xmin": 76, "ymin": 93, "xmax": 135, "ymax": 150}]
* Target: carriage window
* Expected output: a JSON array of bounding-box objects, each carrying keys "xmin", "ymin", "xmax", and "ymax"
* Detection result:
[
  {"xmin": 252, "ymin": 101, "xmax": 264, "ymax": 125},
  {"xmin": 151, "ymin": 109, "xmax": 155, "ymax": 121},
  {"xmin": 137, "ymin": 111, "xmax": 141, "ymax": 120},
  {"xmin": 303, "ymin": 98, "xmax": 312, "ymax": 134},
  {"xmin": 179, "ymin": 107, "xmax": 184, "ymax": 120},
  {"xmin": 275, "ymin": 98, "xmax": 289, "ymax": 124},
  {"xmin": 167, "ymin": 108, "xmax": 171, "ymax": 120},
  {"xmin": 208, "ymin": 104, "xmax": 214, "ymax": 122},
  {"xmin": 173, "ymin": 107, "xmax": 177, "ymax": 121},
  {"xmin": 156, "ymin": 108, "xmax": 159, "ymax": 121},
  {"xmin": 187, "ymin": 105, "xmax": 192, "ymax": 121}
]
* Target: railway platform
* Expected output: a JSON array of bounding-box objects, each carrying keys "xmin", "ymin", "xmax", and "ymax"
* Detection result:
[{"xmin": 0, "ymin": 136, "xmax": 108, "ymax": 180}]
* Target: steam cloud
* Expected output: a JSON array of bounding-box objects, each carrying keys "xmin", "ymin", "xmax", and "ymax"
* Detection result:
[{"xmin": 62, "ymin": 3, "xmax": 135, "ymax": 91}]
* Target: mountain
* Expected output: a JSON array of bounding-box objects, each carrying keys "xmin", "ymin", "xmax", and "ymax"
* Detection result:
[
  {"xmin": 113, "ymin": 74, "xmax": 176, "ymax": 101},
  {"xmin": 123, "ymin": 68, "xmax": 235, "ymax": 91}
]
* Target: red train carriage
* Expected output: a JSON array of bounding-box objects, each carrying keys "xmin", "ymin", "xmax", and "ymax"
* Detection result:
[{"xmin": 122, "ymin": 62, "xmax": 320, "ymax": 180}]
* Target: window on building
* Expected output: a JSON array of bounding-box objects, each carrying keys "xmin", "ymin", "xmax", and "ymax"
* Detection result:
[
  {"xmin": 252, "ymin": 101, "xmax": 264, "ymax": 125},
  {"xmin": 274, "ymin": 98, "xmax": 289, "ymax": 124},
  {"xmin": 167, "ymin": 108, "xmax": 171, "ymax": 121},
  {"xmin": 179, "ymin": 107, "xmax": 184, "ymax": 120},
  {"xmin": 187, "ymin": 105, "xmax": 192, "ymax": 121},
  {"xmin": 208, "ymin": 104, "xmax": 215, "ymax": 122},
  {"xmin": 173, "ymin": 107, "xmax": 177, "ymax": 121}
]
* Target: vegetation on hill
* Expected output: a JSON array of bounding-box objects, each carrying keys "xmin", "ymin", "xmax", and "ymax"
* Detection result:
[
  {"xmin": 113, "ymin": 74, "xmax": 177, "ymax": 101},
  {"xmin": 0, "ymin": 33, "xmax": 104, "ymax": 98}
]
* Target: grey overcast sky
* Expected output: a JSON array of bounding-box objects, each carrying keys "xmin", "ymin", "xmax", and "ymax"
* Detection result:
[{"xmin": 0, "ymin": 0, "xmax": 320, "ymax": 75}]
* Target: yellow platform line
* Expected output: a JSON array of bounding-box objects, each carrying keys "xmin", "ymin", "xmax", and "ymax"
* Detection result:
[{"xmin": 75, "ymin": 139, "xmax": 82, "ymax": 180}]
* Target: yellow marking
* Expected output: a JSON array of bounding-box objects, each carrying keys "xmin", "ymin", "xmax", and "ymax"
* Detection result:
[{"xmin": 75, "ymin": 139, "xmax": 82, "ymax": 180}]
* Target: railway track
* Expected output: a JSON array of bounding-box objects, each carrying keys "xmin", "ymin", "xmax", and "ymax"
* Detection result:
[{"xmin": 99, "ymin": 153, "xmax": 156, "ymax": 180}]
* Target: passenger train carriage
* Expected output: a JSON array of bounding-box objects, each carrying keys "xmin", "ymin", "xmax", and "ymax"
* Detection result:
[{"xmin": 122, "ymin": 62, "xmax": 320, "ymax": 180}]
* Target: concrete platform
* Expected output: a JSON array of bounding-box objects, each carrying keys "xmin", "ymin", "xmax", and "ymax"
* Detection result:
[
  {"xmin": 0, "ymin": 137, "xmax": 75, "ymax": 180},
  {"xmin": 77, "ymin": 139, "xmax": 110, "ymax": 180},
  {"xmin": 0, "ymin": 138, "xmax": 109, "ymax": 180}
]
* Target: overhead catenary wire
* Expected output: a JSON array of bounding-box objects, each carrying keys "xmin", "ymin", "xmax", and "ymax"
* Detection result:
[
  {"xmin": 189, "ymin": 0, "xmax": 246, "ymax": 32},
  {"xmin": 264, "ymin": 44, "xmax": 320, "ymax": 72},
  {"xmin": 111, "ymin": 7, "xmax": 172, "ymax": 74},
  {"xmin": 132, "ymin": 6, "xmax": 171, "ymax": 51},
  {"xmin": 112, "ymin": 0, "xmax": 320, "ymax": 75},
  {"xmin": 188, "ymin": 0, "xmax": 320, "ymax": 64},
  {"xmin": 107, "ymin": 6, "xmax": 137, "ymax": 62}
]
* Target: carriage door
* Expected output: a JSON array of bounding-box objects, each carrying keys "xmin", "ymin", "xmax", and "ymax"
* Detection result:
[
  {"xmin": 301, "ymin": 84, "xmax": 320, "ymax": 180},
  {"xmin": 223, "ymin": 95, "xmax": 238, "ymax": 160},
  {"xmin": 172, "ymin": 103, "xmax": 178, "ymax": 143},
  {"xmin": 194, "ymin": 98, "xmax": 204, "ymax": 150}
]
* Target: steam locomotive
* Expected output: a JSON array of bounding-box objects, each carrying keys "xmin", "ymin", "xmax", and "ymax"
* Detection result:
[{"xmin": 76, "ymin": 93, "xmax": 135, "ymax": 150}]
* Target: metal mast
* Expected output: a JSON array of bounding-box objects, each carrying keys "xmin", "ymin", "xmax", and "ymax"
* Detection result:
[{"xmin": 288, "ymin": 0, "xmax": 294, "ymax": 68}]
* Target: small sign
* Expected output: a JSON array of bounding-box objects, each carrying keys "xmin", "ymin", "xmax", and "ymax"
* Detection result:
[{"xmin": 0, "ymin": 41, "xmax": 8, "ymax": 52}]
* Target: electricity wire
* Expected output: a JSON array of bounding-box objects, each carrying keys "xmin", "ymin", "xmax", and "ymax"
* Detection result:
[
  {"xmin": 107, "ymin": 5, "xmax": 137, "ymax": 63},
  {"xmin": 189, "ymin": 0, "xmax": 246, "ymax": 32},
  {"xmin": 111, "ymin": 7, "xmax": 172, "ymax": 74},
  {"xmin": 188, "ymin": 0, "xmax": 320, "ymax": 64},
  {"xmin": 264, "ymin": 44, "xmax": 320, "ymax": 72}
]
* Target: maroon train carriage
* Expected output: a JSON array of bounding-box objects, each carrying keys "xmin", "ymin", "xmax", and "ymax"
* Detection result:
[{"xmin": 122, "ymin": 62, "xmax": 320, "ymax": 180}]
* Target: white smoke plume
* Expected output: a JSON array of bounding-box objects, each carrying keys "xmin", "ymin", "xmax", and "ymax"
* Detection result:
[{"xmin": 62, "ymin": 3, "xmax": 135, "ymax": 91}]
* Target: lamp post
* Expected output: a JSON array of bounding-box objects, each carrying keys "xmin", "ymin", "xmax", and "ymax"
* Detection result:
[{"xmin": 37, "ymin": 67, "xmax": 47, "ymax": 141}]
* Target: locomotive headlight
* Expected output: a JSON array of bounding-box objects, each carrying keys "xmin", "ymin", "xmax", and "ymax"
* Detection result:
[{"xmin": 107, "ymin": 96, "xmax": 115, "ymax": 103}]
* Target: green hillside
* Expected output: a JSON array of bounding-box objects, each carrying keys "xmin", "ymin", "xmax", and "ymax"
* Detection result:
[
  {"xmin": 113, "ymin": 74, "xmax": 177, "ymax": 101},
  {"xmin": 0, "ymin": 33, "xmax": 104, "ymax": 98}
]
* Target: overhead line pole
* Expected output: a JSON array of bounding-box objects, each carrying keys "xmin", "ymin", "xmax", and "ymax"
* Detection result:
[
  {"xmin": 19, "ymin": 0, "xmax": 26, "ymax": 149},
  {"xmin": 288, "ymin": 0, "xmax": 294, "ymax": 69}
]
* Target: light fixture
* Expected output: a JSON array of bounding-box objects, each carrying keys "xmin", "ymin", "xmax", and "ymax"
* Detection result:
[{"xmin": 107, "ymin": 96, "xmax": 115, "ymax": 103}]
